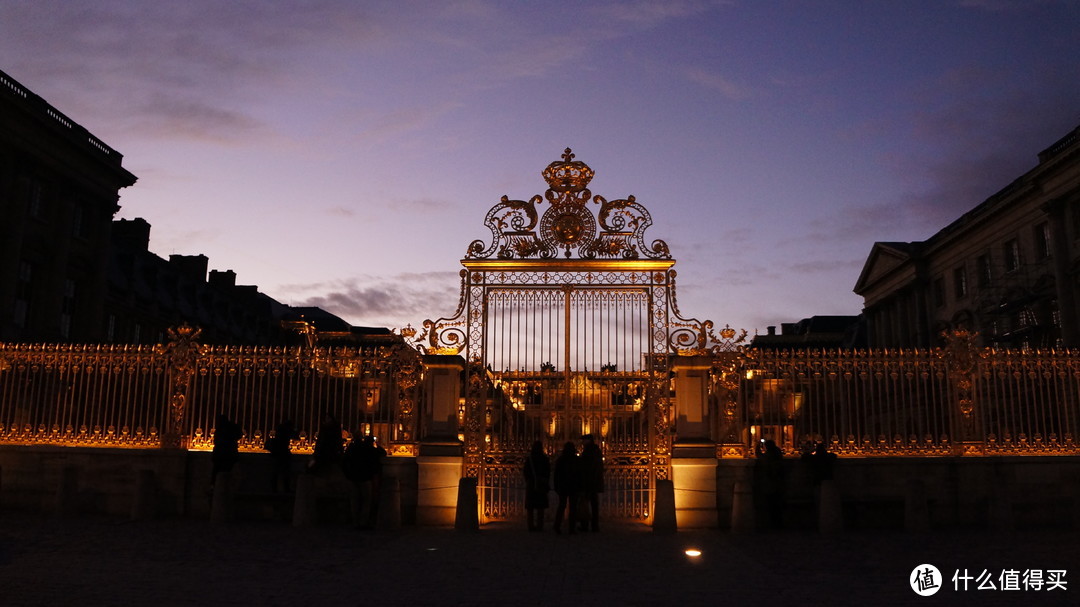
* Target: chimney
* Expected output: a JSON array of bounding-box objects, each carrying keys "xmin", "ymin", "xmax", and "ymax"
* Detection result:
[
  {"xmin": 169, "ymin": 254, "xmax": 208, "ymax": 284},
  {"xmin": 112, "ymin": 217, "xmax": 151, "ymax": 251},
  {"xmin": 209, "ymin": 269, "xmax": 237, "ymax": 289}
]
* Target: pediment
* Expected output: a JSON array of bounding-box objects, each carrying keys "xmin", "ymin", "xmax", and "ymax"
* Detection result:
[{"xmin": 853, "ymin": 242, "xmax": 921, "ymax": 294}]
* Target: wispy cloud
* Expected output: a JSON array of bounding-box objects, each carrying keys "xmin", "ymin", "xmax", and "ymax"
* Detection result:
[
  {"xmin": 279, "ymin": 271, "xmax": 464, "ymax": 328},
  {"xmin": 683, "ymin": 67, "xmax": 755, "ymax": 101}
]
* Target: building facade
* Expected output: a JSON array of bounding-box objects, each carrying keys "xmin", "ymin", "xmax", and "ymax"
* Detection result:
[
  {"xmin": 855, "ymin": 124, "xmax": 1080, "ymax": 349},
  {"xmin": 0, "ymin": 68, "xmax": 137, "ymax": 342}
]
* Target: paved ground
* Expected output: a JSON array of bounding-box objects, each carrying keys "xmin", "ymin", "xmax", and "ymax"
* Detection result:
[{"xmin": 0, "ymin": 512, "xmax": 1077, "ymax": 606}]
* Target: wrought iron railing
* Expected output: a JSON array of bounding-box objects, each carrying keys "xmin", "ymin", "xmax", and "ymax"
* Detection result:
[
  {"xmin": 712, "ymin": 334, "xmax": 1080, "ymax": 457},
  {"xmin": 0, "ymin": 327, "xmax": 422, "ymax": 455}
]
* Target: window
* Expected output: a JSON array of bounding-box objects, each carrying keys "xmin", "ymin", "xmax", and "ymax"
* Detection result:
[
  {"xmin": 976, "ymin": 254, "xmax": 992, "ymax": 287},
  {"xmin": 953, "ymin": 266, "xmax": 967, "ymax": 299},
  {"xmin": 72, "ymin": 204, "xmax": 84, "ymax": 238},
  {"xmin": 1034, "ymin": 222, "xmax": 1051, "ymax": 259},
  {"xmin": 27, "ymin": 181, "xmax": 42, "ymax": 218},
  {"xmin": 60, "ymin": 279, "xmax": 76, "ymax": 339},
  {"xmin": 14, "ymin": 261, "xmax": 33, "ymax": 327},
  {"xmin": 1003, "ymin": 239, "xmax": 1020, "ymax": 272},
  {"xmin": 932, "ymin": 277, "xmax": 945, "ymax": 308},
  {"xmin": 1071, "ymin": 201, "xmax": 1080, "ymax": 240}
]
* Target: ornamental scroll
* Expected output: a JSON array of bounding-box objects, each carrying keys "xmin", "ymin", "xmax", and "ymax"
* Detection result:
[{"xmin": 465, "ymin": 148, "xmax": 671, "ymax": 261}]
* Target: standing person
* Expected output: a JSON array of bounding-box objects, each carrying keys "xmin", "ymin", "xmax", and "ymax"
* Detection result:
[
  {"xmin": 311, "ymin": 412, "xmax": 343, "ymax": 474},
  {"xmin": 265, "ymin": 419, "xmax": 296, "ymax": 492},
  {"xmin": 523, "ymin": 441, "xmax": 551, "ymax": 532},
  {"xmin": 343, "ymin": 434, "xmax": 387, "ymax": 529},
  {"xmin": 578, "ymin": 434, "xmax": 604, "ymax": 533},
  {"xmin": 552, "ymin": 441, "xmax": 579, "ymax": 535},
  {"xmin": 757, "ymin": 439, "xmax": 787, "ymax": 528},
  {"xmin": 211, "ymin": 413, "xmax": 242, "ymax": 489}
]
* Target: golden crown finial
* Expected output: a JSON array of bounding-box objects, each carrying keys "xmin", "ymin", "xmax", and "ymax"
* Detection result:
[{"xmin": 542, "ymin": 147, "xmax": 594, "ymax": 193}]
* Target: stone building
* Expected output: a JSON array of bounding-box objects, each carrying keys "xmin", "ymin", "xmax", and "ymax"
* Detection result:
[
  {"xmin": 1, "ymin": 68, "xmax": 338, "ymax": 345},
  {"xmin": 0, "ymin": 68, "xmax": 136, "ymax": 342},
  {"xmin": 855, "ymin": 123, "xmax": 1080, "ymax": 349},
  {"xmin": 107, "ymin": 217, "xmax": 297, "ymax": 344}
]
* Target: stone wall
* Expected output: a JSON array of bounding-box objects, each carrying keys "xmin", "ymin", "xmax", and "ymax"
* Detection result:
[
  {"xmin": 0, "ymin": 445, "xmax": 418, "ymax": 524},
  {"xmin": 716, "ymin": 456, "xmax": 1080, "ymax": 531}
]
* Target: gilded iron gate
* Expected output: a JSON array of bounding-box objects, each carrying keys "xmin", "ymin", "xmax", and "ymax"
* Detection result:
[{"xmin": 418, "ymin": 149, "xmax": 717, "ymax": 522}]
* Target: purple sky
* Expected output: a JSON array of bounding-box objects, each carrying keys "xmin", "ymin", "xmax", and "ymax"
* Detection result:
[{"xmin": 2, "ymin": 1, "xmax": 1078, "ymax": 336}]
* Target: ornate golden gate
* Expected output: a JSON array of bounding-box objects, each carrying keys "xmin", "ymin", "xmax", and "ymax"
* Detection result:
[{"xmin": 418, "ymin": 149, "xmax": 717, "ymax": 522}]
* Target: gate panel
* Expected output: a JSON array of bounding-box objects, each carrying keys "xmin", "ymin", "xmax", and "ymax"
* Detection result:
[{"xmin": 479, "ymin": 286, "xmax": 654, "ymax": 522}]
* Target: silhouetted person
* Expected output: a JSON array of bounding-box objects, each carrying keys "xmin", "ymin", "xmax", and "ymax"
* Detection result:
[
  {"xmin": 803, "ymin": 442, "xmax": 837, "ymax": 486},
  {"xmin": 343, "ymin": 434, "xmax": 386, "ymax": 529},
  {"xmin": 756, "ymin": 439, "xmax": 786, "ymax": 528},
  {"xmin": 552, "ymin": 441, "xmax": 579, "ymax": 534},
  {"xmin": 310, "ymin": 412, "xmax": 343, "ymax": 474},
  {"xmin": 211, "ymin": 413, "xmax": 242, "ymax": 489},
  {"xmin": 523, "ymin": 440, "xmax": 551, "ymax": 532},
  {"xmin": 265, "ymin": 419, "xmax": 296, "ymax": 492},
  {"xmin": 578, "ymin": 434, "xmax": 604, "ymax": 532}
]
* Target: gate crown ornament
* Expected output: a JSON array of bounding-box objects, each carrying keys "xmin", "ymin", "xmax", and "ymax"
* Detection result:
[
  {"xmin": 466, "ymin": 148, "xmax": 671, "ymax": 261},
  {"xmin": 542, "ymin": 148, "xmax": 594, "ymax": 193}
]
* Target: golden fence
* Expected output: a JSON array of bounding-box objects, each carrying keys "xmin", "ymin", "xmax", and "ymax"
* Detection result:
[
  {"xmin": 719, "ymin": 339, "xmax": 1080, "ymax": 457},
  {"xmin": 0, "ymin": 331, "xmax": 422, "ymax": 455},
  {"xmin": 3, "ymin": 332, "xmax": 1078, "ymax": 459}
]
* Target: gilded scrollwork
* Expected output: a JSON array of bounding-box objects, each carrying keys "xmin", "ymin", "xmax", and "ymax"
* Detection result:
[
  {"xmin": 155, "ymin": 324, "xmax": 207, "ymax": 448},
  {"xmin": 464, "ymin": 148, "xmax": 671, "ymax": 262}
]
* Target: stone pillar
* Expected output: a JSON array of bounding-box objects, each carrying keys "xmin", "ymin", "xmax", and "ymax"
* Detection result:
[
  {"xmin": 416, "ymin": 450, "xmax": 463, "ymax": 526},
  {"xmin": 454, "ymin": 477, "xmax": 479, "ymax": 532},
  {"xmin": 652, "ymin": 479, "xmax": 677, "ymax": 533},
  {"xmin": 672, "ymin": 356, "xmax": 712, "ymax": 442},
  {"xmin": 421, "ymin": 355, "xmax": 466, "ymax": 441},
  {"xmin": 671, "ymin": 448, "xmax": 718, "ymax": 528}
]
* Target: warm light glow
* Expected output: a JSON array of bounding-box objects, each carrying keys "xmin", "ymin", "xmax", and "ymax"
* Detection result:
[{"xmin": 684, "ymin": 549, "xmax": 702, "ymax": 558}]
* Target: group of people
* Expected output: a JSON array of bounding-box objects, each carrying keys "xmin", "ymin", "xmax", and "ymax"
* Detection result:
[
  {"xmin": 522, "ymin": 434, "xmax": 604, "ymax": 533},
  {"xmin": 755, "ymin": 437, "xmax": 838, "ymax": 528},
  {"xmin": 211, "ymin": 411, "xmax": 387, "ymax": 528}
]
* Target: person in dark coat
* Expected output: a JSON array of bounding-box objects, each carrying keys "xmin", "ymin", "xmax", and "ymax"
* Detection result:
[
  {"xmin": 523, "ymin": 440, "xmax": 551, "ymax": 532},
  {"xmin": 265, "ymin": 419, "xmax": 296, "ymax": 492},
  {"xmin": 343, "ymin": 434, "xmax": 387, "ymax": 529},
  {"xmin": 311, "ymin": 412, "xmax": 343, "ymax": 474},
  {"xmin": 552, "ymin": 441, "xmax": 579, "ymax": 534},
  {"xmin": 211, "ymin": 413, "xmax": 242, "ymax": 489},
  {"xmin": 578, "ymin": 434, "xmax": 604, "ymax": 532},
  {"xmin": 802, "ymin": 441, "xmax": 837, "ymax": 486},
  {"xmin": 757, "ymin": 439, "xmax": 787, "ymax": 528}
]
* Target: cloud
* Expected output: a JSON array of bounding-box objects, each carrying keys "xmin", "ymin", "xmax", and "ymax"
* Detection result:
[
  {"xmin": 683, "ymin": 67, "xmax": 755, "ymax": 101},
  {"xmin": 809, "ymin": 64, "xmax": 1080, "ymax": 245},
  {"xmin": 592, "ymin": 0, "xmax": 728, "ymax": 25},
  {"xmin": 280, "ymin": 271, "xmax": 464, "ymax": 328},
  {"xmin": 0, "ymin": 1, "xmax": 383, "ymax": 143}
]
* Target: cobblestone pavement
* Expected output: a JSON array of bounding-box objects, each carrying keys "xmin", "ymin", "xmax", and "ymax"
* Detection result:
[{"xmin": 0, "ymin": 512, "xmax": 1077, "ymax": 606}]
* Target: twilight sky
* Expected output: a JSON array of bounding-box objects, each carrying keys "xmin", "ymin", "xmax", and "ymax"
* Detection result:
[{"xmin": 2, "ymin": 1, "xmax": 1078, "ymax": 336}]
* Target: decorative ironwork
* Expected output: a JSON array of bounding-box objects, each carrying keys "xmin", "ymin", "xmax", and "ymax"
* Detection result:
[
  {"xmin": 421, "ymin": 148, "xmax": 743, "ymax": 521},
  {"xmin": 938, "ymin": 328, "xmax": 985, "ymax": 445},
  {"xmin": 465, "ymin": 148, "xmax": 671, "ymax": 261},
  {"xmin": 156, "ymin": 324, "xmax": 206, "ymax": 448}
]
